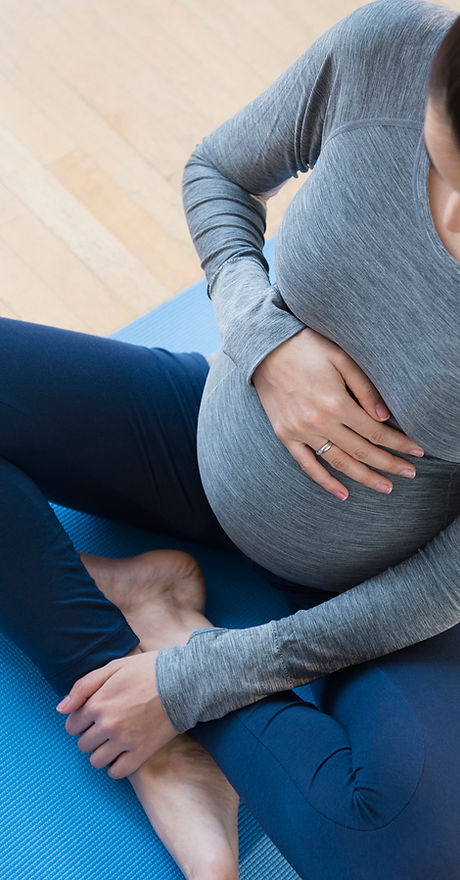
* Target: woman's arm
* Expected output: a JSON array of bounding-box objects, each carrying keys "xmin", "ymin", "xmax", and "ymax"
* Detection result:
[
  {"xmin": 182, "ymin": 13, "xmax": 346, "ymax": 386},
  {"xmin": 183, "ymin": 5, "xmax": 423, "ymax": 503},
  {"xmin": 183, "ymin": 2, "xmax": 415, "ymax": 385},
  {"xmin": 156, "ymin": 513, "xmax": 460, "ymax": 732}
]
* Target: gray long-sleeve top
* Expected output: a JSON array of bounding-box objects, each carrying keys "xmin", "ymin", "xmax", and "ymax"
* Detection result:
[{"xmin": 155, "ymin": 0, "xmax": 460, "ymax": 734}]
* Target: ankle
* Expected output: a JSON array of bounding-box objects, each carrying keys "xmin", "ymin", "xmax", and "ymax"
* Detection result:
[
  {"xmin": 138, "ymin": 615, "xmax": 215, "ymax": 652},
  {"xmin": 175, "ymin": 610, "xmax": 215, "ymax": 645}
]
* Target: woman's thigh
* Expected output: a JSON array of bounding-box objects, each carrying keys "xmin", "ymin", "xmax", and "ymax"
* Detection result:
[
  {"xmin": 190, "ymin": 622, "xmax": 460, "ymax": 880},
  {"xmin": 0, "ymin": 317, "xmax": 234, "ymax": 550}
]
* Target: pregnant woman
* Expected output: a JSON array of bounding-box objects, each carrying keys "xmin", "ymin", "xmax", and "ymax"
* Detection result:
[{"xmin": 2, "ymin": 1, "xmax": 459, "ymax": 878}]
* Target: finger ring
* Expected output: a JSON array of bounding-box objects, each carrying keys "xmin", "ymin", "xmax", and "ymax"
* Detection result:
[{"xmin": 316, "ymin": 441, "xmax": 333, "ymax": 456}]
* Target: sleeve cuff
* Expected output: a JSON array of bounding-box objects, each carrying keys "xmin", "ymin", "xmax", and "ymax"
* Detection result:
[
  {"xmin": 208, "ymin": 257, "xmax": 306, "ymax": 386},
  {"xmin": 155, "ymin": 622, "xmax": 282, "ymax": 733}
]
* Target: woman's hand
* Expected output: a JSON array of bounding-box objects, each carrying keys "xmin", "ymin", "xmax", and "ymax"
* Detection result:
[
  {"xmin": 252, "ymin": 327, "xmax": 425, "ymax": 500},
  {"xmin": 56, "ymin": 651, "xmax": 178, "ymax": 779}
]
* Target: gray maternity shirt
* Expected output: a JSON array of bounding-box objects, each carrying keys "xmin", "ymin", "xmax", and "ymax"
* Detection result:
[{"xmin": 156, "ymin": 0, "xmax": 460, "ymax": 733}]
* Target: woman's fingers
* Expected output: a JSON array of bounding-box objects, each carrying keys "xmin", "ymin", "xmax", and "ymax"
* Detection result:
[
  {"xmin": 65, "ymin": 707, "xmax": 96, "ymax": 737},
  {"xmin": 332, "ymin": 357, "xmax": 425, "ymax": 459},
  {"xmin": 84, "ymin": 737, "xmax": 147, "ymax": 778},
  {"xmin": 336, "ymin": 398, "xmax": 424, "ymax": 461},
  {"xmin": 287, "ymin": 426, "xmax": 417, "ymax": 499},
  {"xmin": 107, "ymin": 750, "xmax": 145, "ymax": 779},
  {"xmin": 286, "ymin": 441, "xmax": 350, "ymax": 500},
  {"xmin": 77, "ymin": 722, "xmax": 110, "ymax": 756},
  {"xmin": 331, "ymin": 422, "xmax": 419, "ymax": 483},
  {"xmin": 252, "ymin": 327, "xmax": 426, "ymax": 498},
  {"xmin": 56, "ymin": 660, "xmax": 119, "ymax": 715},
  {"xmin": 331, "ymin": 349, "xmax": 392, "ymax": 421},
  {"xmin": 62, "ymin": 666, "xmax": 121, "ymax": 738},
  {"xmin": 87, "ymin": 740, "xmax": 121, "ymax": 770},
  {"xmin": 289, "ymin": 439, "xmax": 394, "ymax": 497},
  {"xmin": 279, "ymin": 391, "xmax": 426, "ymax": 497},
  {"xmin": 320, "ymin": 443, "xmax": 394, "ymax": 494},
  {"xmin": 59, "ymin": 651, "xmax": 178, "ymax": 777}
]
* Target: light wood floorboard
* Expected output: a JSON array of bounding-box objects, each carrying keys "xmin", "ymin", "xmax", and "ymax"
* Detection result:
[{"xmin": 0, "ymin": 0, "xmax": 458, "ymax": 334}]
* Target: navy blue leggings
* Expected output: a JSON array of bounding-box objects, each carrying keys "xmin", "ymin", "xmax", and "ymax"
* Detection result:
[{"xmin": 1, "ymin": 317, "xmax": 459, "ymax": 880}]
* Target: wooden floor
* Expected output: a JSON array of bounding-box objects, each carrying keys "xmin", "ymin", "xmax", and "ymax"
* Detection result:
[{"xmin": 1, "ymin": 0, "xmax": 459, "ymax": 335}]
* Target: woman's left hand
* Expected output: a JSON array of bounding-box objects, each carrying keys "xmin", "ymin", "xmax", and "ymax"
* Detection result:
[{"xmin": 56, "ymin": 650, "xmax": 178, "ymax": 779}]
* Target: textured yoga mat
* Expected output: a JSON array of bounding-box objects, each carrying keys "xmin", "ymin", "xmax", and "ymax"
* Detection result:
[{"xmin": 0, "ymin": 237, "xmax": 303, "ymax": 879}]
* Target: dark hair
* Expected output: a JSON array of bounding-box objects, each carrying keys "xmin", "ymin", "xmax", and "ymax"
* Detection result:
[{"xmin": 429, "ymin": 15, "xmax": 460, "ymax": 152}]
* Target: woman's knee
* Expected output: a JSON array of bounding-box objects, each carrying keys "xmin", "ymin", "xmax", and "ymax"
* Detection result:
[
  {"xmin": 192, "ymin": 692, "xmax": 458, "ymax": 880},
  {"xmin": 242, "ymin": 675, "xmax": 425, "ymax": 831}
]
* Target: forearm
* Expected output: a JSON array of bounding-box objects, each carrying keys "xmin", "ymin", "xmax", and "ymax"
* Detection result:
[
  {"xmin": 180, "ymin": 28, "xmax": 338, "ymax": 384},
  {"xmin": 204, "ymin": 257, "xmax": 305, "ymax": 384},
  {"xmin": 182, "ymin": 143, "xmax": 271, "ymax": 293},
  {"xmin": 156, "ymin": 515, "xmax": 459, "ymax": 733},
  {"xmin": 183, "ymin": 148, "xmax": 305, "ymax": 384}
]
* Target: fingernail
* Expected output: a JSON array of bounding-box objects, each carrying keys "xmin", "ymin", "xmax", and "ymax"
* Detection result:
[
  {"xmin": 334, "ymin": 490, "xmax": 348, "ymax": 500},
  {"xmin": 56, "ymin": 695, "xmax": 71, "ymax": 711},
  {"xmin": 410, "ymin": 448, "xmax": 424, "ymax": 457},
  {"xmin": 376, "ymin": 482, "xmax": 393, "ymax": 494},
  {"xmin": 401, "ymin": 468, "xmax": 416, "ymax": 479},
  {"xmin": 375, "ymin": 403, "xmax": 390, "ymax": 419}
]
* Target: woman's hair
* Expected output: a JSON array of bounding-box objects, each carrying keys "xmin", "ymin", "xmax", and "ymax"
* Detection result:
[{"xmin": 429, "ymin": 15, "xmax": 460, "ymax": 152}]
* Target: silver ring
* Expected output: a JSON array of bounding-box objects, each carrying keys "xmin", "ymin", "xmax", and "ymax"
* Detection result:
[{"xmin": 316, "ymin": 441, "xmax": 333, "ymax": 456}]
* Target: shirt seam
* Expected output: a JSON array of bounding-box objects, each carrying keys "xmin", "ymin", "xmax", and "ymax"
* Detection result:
[
  {"xmin": 322, "ymin": 117, "xmax": 423, "ymax": 154},
  {"xmin": 271, "ymin": 619, "xmax": 294, "ymax": 688}
]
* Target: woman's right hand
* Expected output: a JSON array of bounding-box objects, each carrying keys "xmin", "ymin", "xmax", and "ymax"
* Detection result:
[{"xmin": 251, "ymin": 327, "xmax": 425, "ymax": 501}]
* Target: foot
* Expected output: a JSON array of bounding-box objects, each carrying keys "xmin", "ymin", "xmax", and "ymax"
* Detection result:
[
  {"xmin": 79, "ymin": 548, "xmax": 240, "ymax": 880},
  {"xmin": 129, "ymin": 734, "xmax": 239, "ymax": 880},
  {"xmin": 78, "ymin": 548, "xmax": 211, "ymax": 650}
]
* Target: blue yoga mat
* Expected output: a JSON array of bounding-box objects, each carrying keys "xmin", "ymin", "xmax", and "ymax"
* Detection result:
[{"xmin": 0, "ymin": 237, "xmax": 303, "ymax": 879}]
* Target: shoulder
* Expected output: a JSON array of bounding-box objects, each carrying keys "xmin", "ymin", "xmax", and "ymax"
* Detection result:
[
  {"xmin": 334, "ymin": 0, "xmax": 457, "ymax": 47},
  {"xmin": 318, "ymin": 0, "xmax": 459, "ymax": 124},
  {"xmin": 321, "ymin": 1, "xmax": 458, "ymax": 70}
]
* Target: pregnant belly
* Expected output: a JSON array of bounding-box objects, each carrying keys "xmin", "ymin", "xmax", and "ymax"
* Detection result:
[{"xmin": 196, "ymin": 354, "xmax": 454, "ymax": 589}]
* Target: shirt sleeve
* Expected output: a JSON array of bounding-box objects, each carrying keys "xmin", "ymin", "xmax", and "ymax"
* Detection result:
[
  {"xmin": 156, "ymin": 514, "xmax": 460, "ymax": 733},
  {"xmin": 181, "ymin": 18, "xmax": 344, "ymax": 386}
]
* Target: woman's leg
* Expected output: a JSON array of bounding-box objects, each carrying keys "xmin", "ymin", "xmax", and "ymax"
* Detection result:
[
  {"xmin": 0, "ymin": 315, "xmax": 244, "ymax": 880},
  {"xmin": 79, "ymin": 550, "xmax": 240, "ymax": 880},
  {"xmin": 190, "ymin": 608, "xmax": 460, "ymax": 880},
  {"xmin": 0, "ymin": 316, "xmax": 233, "ymax": 697}
]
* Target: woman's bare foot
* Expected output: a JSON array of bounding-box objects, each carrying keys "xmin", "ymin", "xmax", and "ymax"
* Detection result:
[
  {"xmin": 79, "ymin": 548, "xmax": 240, "ymax": 880},
  {"xmin": 78, "ymin": 548, "xmax": 211, "ymax": 650},
  {"xmin": 130, "ymin": 735, "xmax": 239, "ymax": 880}
]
